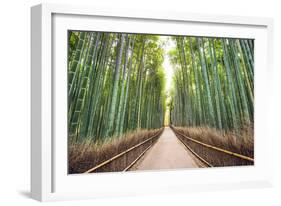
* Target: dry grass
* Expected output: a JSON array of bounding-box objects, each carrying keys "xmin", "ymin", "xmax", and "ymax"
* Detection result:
[
  {"xmin": 173, "ymin": 123, "xmax": 254, "ymax": 166},
  {"xmin": 68, "ymin": 128, "xmax": 162, "ymax": 174}
]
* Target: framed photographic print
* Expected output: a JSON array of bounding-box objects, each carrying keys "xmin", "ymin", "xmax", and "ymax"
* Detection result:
[{"xmin": 31, "ymin": 3, "xmax": 274, "ymax": 201}]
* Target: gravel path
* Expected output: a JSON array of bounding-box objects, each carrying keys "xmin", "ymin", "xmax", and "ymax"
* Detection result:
[{"xmin": 130, "ymin": 127, "xmax": 204, "ymax": 171}]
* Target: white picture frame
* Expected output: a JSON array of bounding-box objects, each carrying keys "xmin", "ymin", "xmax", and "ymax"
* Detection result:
[{"xmin": 31, "ymin": 3, "xmax": 274, "ymax": 202}]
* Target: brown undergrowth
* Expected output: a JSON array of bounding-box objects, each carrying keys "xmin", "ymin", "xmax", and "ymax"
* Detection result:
[
  {"xmin": 173, "ymin": 123, "xmax": 254, "ymax": 166},
  {"xmin": 69, "ymin": 128, "xmax": 162, "ymax": 174}
]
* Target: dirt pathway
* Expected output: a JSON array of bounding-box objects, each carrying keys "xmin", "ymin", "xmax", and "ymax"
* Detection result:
[{"xmin": 130, "ymin": 127, "xmax": 204, "ymax": 171}]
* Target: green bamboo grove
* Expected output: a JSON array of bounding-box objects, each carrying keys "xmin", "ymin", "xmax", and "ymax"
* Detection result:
[
  {"xmin": 169, "ymin": 36, "xmax": 254, "ymax": 131},
  {"xmin": 68, "ymin": 31, "xmax": 166, "ymax": 142}
]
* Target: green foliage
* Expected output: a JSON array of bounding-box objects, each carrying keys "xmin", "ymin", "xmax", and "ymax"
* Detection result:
[
  {"xmin": 68, "ymin": 31, "xmax": 254, "ymax": 142},
  {"xmin": 169, "ymin": 36, "xmax": 254, "ymax": 132},
  {"xmin": 68, "ymin": 31, "xmax": 166, "ymax": 142}
]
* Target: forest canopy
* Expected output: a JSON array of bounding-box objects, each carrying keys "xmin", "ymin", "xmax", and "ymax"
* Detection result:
[{"xmin": 68, "ymin": 31, "xmax": 254, "ymax": 142}]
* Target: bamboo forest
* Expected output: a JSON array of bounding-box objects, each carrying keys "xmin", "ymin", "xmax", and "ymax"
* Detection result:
[{"xmin": 68, "ymin": 31, "xmax": 254, "ymax": 174}]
